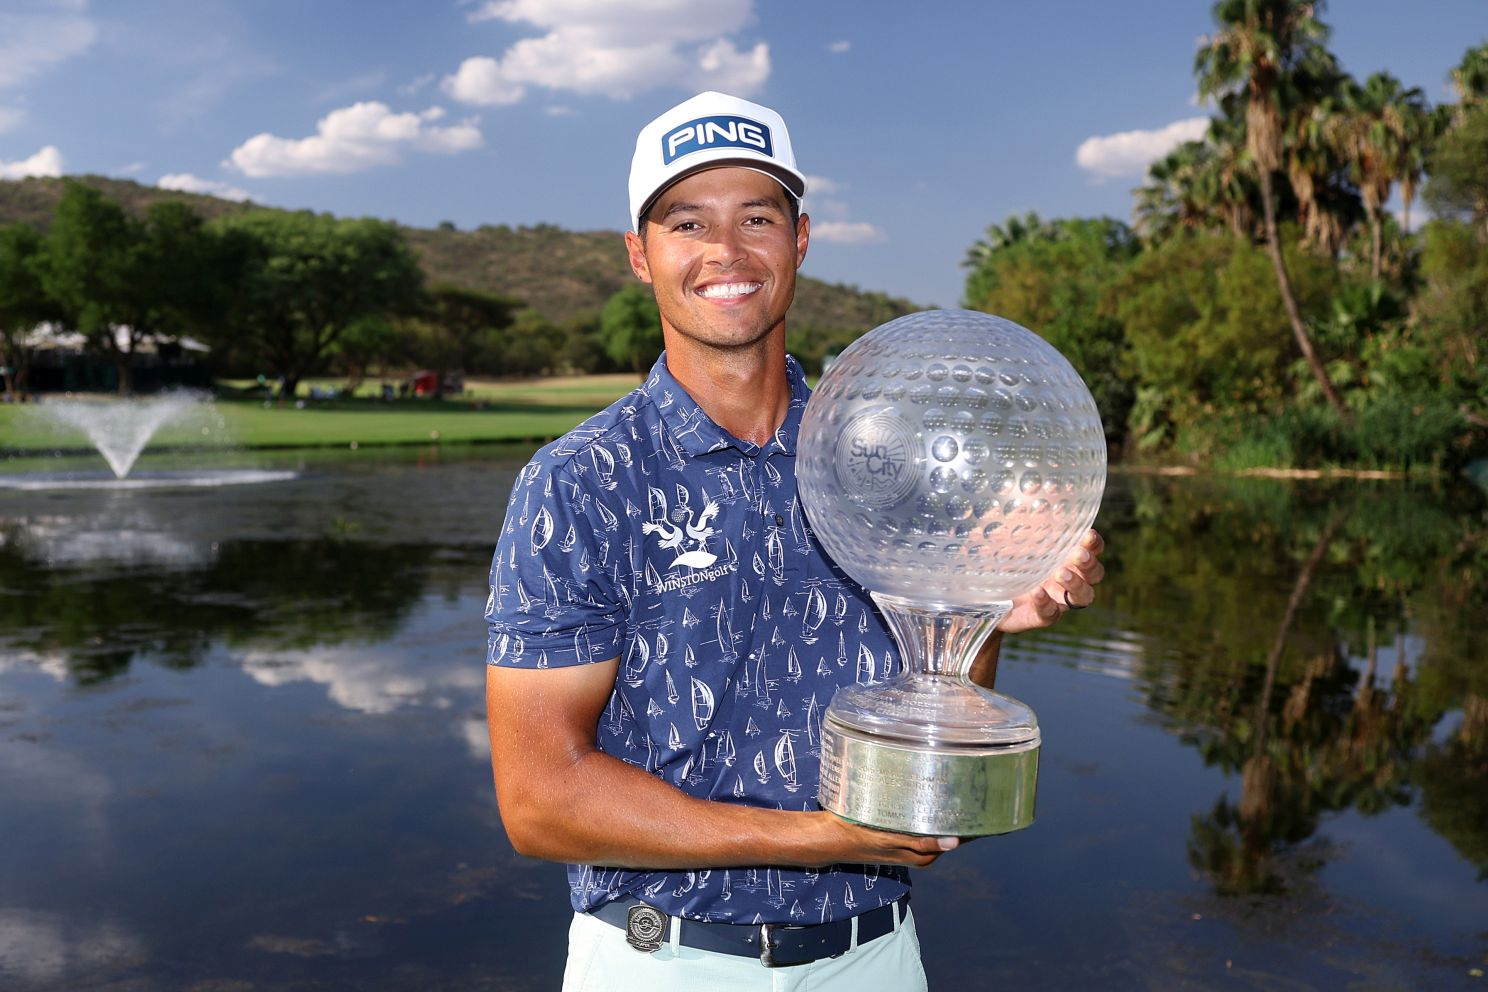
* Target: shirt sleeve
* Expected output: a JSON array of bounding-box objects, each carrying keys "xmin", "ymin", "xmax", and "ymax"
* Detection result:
[{"xmin": 485, "ymin": 454, "xmax": 627, "ymax": 668}]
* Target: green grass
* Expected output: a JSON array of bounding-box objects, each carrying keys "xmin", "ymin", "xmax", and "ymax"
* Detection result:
[{"xmin": 0, "ymin": 374, "xmax": 641, "ymax": 453}]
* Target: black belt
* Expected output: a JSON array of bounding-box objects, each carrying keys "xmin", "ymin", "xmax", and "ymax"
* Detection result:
[{"xmin": 589, "ymin": 894, "xmax": 908, "ymax": 968}]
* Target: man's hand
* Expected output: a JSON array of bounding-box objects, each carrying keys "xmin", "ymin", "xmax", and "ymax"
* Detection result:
[{"xmin": 999, "ymin": 529, "xmax": 1106, "ymax": 634}]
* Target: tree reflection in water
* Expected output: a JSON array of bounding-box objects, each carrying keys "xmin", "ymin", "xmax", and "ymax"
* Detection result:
[{"xmin": 1105, "ymin": 475, "xmax": 1488, "ymax": 895}]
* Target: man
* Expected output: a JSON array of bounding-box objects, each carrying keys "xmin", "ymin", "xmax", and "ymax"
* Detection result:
[{"xmin": 485, "ymin": 91, "xmax": 1105, "ymax": 991}]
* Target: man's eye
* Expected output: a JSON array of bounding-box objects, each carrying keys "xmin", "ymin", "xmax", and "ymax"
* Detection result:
[{"xmin": 673, "ymin": 221, "xmax": 701, "ymax": 232}]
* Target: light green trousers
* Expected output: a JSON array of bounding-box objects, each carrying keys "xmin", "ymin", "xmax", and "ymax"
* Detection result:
[{"xmin": 561, "ymin": 904, "xmax": 928, "ymax": 992}]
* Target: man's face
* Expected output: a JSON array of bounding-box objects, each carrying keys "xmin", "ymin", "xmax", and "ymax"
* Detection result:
[{"xmin": 625, "ymin": 167, "xmax": 809, "ymax": 353}]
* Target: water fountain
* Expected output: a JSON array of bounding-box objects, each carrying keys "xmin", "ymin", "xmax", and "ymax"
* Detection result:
[{"xmin": 0, "ymin": 392, "xmax": 297, "ymax": 490}]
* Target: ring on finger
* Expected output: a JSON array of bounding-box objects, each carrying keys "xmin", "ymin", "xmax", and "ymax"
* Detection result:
[{"xmin": 1063, "ymin": 590, "xmax": 1088, "ymax": 611}]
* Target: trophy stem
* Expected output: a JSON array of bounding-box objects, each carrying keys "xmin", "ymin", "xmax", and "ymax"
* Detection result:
[{"xmin": 869, "ymin": 592, "xmax": 1010, "ymax": 682}]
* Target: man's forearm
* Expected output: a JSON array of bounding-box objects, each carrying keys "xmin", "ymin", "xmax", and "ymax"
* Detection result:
[{"xmin": 500, "ymin": 742, "xmax": 928, "ymax": 869}]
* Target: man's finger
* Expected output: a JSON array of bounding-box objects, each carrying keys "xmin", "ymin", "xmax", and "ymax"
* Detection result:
[{"xmin": 1080, "ymin": 529, "xmax": 1105, "ymax": 556}]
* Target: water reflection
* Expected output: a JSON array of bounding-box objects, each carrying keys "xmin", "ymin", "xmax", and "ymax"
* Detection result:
[
  {"xmin": 0, "ymin": 453, "xmax": 1484, "ymax": 990},
  {"xmin": 1103, "ymin": 475, "xmax": 1488, "ymax": 893}
]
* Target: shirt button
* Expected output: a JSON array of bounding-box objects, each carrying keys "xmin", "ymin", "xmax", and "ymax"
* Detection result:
[{"xmin": 774, "ymin": 514, "xmax": 784, "ymax": 527}]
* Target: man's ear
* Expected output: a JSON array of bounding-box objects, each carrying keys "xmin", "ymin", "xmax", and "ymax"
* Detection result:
[
  {"xmin": 795, "ymin": 212, "xmax": 810, "ymax": 269},
  {"xmin": 624, "ymin": 230, "xmax": 653, "ymax": 284}
]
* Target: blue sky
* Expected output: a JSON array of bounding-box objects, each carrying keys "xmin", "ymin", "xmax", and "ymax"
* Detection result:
[{"xmin": 1, "ymin": 0, "xmax": 1483, "ymax": 308}]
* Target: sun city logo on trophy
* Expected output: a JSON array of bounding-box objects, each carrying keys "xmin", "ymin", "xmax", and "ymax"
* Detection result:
[{"xmin": 838, "ymin": 414, "xmax": 919, "ymax": 511}]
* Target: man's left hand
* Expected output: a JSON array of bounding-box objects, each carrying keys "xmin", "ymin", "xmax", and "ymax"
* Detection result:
[{"xmin": 999, "ymin": 529, "xmax": 1106, "ymax": 634}]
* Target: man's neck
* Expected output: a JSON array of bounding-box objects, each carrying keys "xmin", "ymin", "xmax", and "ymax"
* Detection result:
[{"xmin": 663, "ymin": 336, "xmax": 792, "ymax": 448}]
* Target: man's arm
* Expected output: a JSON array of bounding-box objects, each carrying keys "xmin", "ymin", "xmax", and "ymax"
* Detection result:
[
  {"xmin": 486, "ymin": 659, "xmax": 956, "ymax": 869},
  {"xmin": 968, "ymin": 529, "xmax": 1107, "ymax": 689}
]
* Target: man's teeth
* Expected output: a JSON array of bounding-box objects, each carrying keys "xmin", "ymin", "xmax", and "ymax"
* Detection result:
[{"xmin": 696, "ymin": 282, "xmax": 761, "ymax": 299}]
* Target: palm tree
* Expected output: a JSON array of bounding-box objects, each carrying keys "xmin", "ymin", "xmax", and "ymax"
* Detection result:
[
  {"xmin": 1134, "ymin": 102, "xmax": 1258, "ymax": 242},
  {"xmin": 1196, "ymin": 0, "xmax": 1348, "ymax": 418},
  {"xmin": 1330, "ymin": 72, "xmax": 1429, "ymax": 279},
  {"xmin": 1450, "ymin": 41, "xmax": 1488, "ymax": 110},
  {"xmin": 1135, "ymin": 141, "xmax": 1217, "ymax": 240},
  {"xmin": 1282, "ymin": 48, "xmax": 1356, "ymax": 256},
  {"xmin": 961, "ymin": 211, "xmax": 1060, "ymax": 269}
]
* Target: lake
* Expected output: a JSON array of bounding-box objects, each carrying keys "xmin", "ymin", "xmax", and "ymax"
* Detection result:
[{"xmin": 2, "ymin": 447, "xmax": 1485, "ymax": 990}]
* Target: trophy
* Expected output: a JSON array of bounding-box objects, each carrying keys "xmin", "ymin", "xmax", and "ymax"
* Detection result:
[{"xmin": 797, "ymin": 309, "xmax": 1107, "ymax": 836}]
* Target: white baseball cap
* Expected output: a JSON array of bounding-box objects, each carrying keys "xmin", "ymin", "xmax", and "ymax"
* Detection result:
[{"xmin": 628, "ymin": 91, "xmax": 807, "ymax": 233}]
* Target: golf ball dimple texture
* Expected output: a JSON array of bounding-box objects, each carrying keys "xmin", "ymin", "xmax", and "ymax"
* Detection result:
[{"xmin": 797, "ymin": 310, "xmax": 1107, "ymax": 606}]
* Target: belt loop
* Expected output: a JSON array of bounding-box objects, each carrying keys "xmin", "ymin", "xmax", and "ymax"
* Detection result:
[
  {"xmin": 669, "ymin": 914, "xmax": 682, "ymax": 953},
  {"xmin": 849, "ymin": 912, "xmax": 860, "ymax": 951},
  {"xmin": 891, "ymin": 900, "xmax": 901, "ymax": 933}
]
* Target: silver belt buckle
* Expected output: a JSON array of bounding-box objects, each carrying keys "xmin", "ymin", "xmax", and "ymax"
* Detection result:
[
  {"xmin": 758, "ymin": 922, "xmax": 781, "ymax": 967},
  {"xmin": 625, "ymin": 904, "xmax": 666, "ymax": 953}
]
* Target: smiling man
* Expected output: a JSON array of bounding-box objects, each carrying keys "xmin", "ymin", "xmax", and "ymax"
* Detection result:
[{"xmin": 483, "ymin": 92, "xmax": 1106, "ymax": 991}]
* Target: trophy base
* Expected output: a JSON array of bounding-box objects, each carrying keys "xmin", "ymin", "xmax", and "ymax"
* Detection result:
[{"xmin": 818, "ymin": 717, "xmax": 1039, "ymax": 837}]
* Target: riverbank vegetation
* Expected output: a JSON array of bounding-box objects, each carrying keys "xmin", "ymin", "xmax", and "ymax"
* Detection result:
[
  {"xmin": 2, "ymin": 4, "xmax": 1485, "ymax": 475},
  {"xmin": 963, "ymin": 9, "xmax": 1488, "ymax": 474}
]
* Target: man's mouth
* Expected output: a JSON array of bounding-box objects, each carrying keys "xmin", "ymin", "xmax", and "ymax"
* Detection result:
[{"xmin": 695, "ymin": 281, "xmax": 762, "ymax": 300}]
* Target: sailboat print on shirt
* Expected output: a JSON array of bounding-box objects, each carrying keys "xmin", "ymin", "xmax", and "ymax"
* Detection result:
[
  {"xmin": 774, "ymin": 731, "xmax": 800, "ymax": 793},
  {"xmin": 801, "ymin": 586, "xmax": 827, "ymax": 644},
  {"xmin": 624, "ymin": 635, "xmax": 651, "ymax": 687},
  {"xmin": 596, "ymin": 499, "xmax": 620, "ymax": 532},
  {"xmin": 691, "ymin": 677, "xmax": 715, "ymax": 731},
  {"xmin": 712, "ymin": 600, "xmax": 739, "ymax": 662},
  {"xmin": 530, "ymin": 505, "xmax": 554, "ymax": 554}
]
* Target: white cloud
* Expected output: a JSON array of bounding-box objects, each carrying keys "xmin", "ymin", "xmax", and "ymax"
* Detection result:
[
  {"xmin": 239, "ymin": 643, "xmax": 483, "ymax": 716},
  {"xmin": 803, "ymin": 174, "xmax": 842, "ymax": 196},
  {"xmin": 157, "ymin": 172, "xmax": 253, "ymax": 202},
  {"xmin": 228, "ymin": 102, "xmax": 483, "ymax": 178},
  {"xmin": 312, "ymin": 69, "xmax": 389, "ymax": 106},
  {"xmin": 828, "ymin": 40, "xmax": 851, "ymax": 54},
  {"xmin": 398, "ymin": 72, "xmax": 436, "ymax": 97},
  {"xmin": 0, "ymin": 106, "xmax": 25, "ymax": 134},
  {"xmin": 0, "ymin": 145, "xmax": 63, "ymax": 179},
  {"xmin": 0, "ymin": 910, "xmax": 142, "ymax": 983},
  {"xmin": 117, "ymin": 161, "xmax": 145, "ymax": 175},
  {"xmin": 0, "ymin": 1, "xmax": 97, "ymax": 89},
  {"xmin": 1075, "ymin": 116, "xmax": 1209, "ymax": 181},
  {"xmin": 445, "ymin": 0, "xmax": 769, "ymax": 105},
  {"xmin": 813, "ymin": 221, "xmax": 886, "ymax": 245}
]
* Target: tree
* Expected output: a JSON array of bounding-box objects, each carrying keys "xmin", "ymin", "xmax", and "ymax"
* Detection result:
[
  {"xmin": 1330, "ymin": 72, "xmax": 1429, "ymax": 279},
  {"xmin": 211, "ymin": 211, "xmax": 424, "ymax": 400},
  {"xmin": 1112, "ymin": 229, "xmax": 1337, "ymax": 453},
  {"xmin": 0, "ymin": 223, "xmax": 58, "ymax": 397},
  {"xmin": 1424, "ymin": 102, "xmax": 1488, "ymax": 235},
  {"xmin": 599, "ymin": 283, "xmax": 663, "ymax": 374},
  {"xmin": 402, "ymin": 284, "xmax": 521, "ymax": 387},
  {"xmin": 1449, "ymin": 40, "xmax": 1488, "ymax": 109},
  {"xmin": 33, "ymin": 181, "xmax": 143, "ymax": 394},
  {"xmin": 503, "ymin": 308, "xmax": 565, "ymax": 376},
  {"xmin": 962, "ymin": 216, "xmax": 1140, "ymax": 439},
  {"xmin": 1196, "ymin": 0, "xmax": 1349, "ymax": 418}
]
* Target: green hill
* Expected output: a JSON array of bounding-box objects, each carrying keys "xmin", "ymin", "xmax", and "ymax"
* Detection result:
[{"xmin": 0, "ymin": 175, "xmax": 920, "ymax": 339}]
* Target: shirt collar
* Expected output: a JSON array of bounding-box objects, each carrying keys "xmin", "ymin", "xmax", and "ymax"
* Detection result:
[{"xmin": 641, "ymin": 351, "xmax": 811, "ymax": 459}]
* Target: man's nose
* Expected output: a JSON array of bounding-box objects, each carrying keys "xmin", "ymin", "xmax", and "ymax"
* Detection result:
[{"xmin": 705, "ymin": 226, "xmax": 746, "ymax": 267}]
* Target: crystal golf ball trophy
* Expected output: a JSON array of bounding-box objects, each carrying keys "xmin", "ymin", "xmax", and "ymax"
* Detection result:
[{"xmin": 797, "ymin": 309, "xmax": 1107, "ymax": 836}]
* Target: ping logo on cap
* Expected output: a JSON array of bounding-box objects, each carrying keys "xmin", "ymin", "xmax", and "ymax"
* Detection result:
[{"xmin": 662, "ymin": 114, "xmax": 773, "ymax": 165}]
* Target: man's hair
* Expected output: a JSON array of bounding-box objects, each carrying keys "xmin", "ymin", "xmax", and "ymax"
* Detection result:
[{"xmin": 638, "ymin": 191, "xmax": 801, "ymax": 242}]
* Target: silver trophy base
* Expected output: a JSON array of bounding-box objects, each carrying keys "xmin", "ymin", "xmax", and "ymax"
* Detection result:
[{"xmin": 818, "ymin": 716, "xmax": 1039, "ymax": 836}]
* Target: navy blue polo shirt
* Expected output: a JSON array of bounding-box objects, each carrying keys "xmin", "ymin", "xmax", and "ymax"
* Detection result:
[{"xmin": 486, "ymin": 352, "xmax": 910, "ymax": 925}]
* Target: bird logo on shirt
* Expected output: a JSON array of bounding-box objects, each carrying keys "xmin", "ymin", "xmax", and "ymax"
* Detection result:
[{"xmin": 643, "ymin": 491, "xmax": 721, "ymax": 570}]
